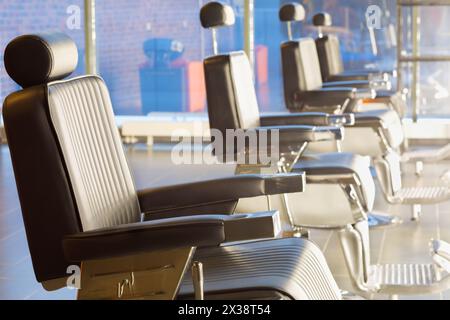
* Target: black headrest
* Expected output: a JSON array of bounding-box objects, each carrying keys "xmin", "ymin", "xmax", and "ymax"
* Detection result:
[
  {"xmin": 4, "ymin": 33, "xmax": 78, "ymax": 88},
  {"xmin": 200, "ymin": 1, "xmax": 235, "ymax": 29},
  {"xmin": 279, "ymin": 3, "xmax": 306, "ymax": 22},
  {"xmin": 313, "ymin": 13, "xmax": 332, "ymax": 27}
]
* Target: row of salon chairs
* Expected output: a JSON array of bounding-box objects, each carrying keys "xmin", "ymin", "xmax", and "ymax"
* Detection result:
[
  {"xmin": 1, "ymin": 1, "xmax": 450, "ymax": 300},
  {"xmin": 278, "ymin": 4, "xmax": 450, "ymax": 223},
  {"xmin": 201, "ymin": 1, "xmax": 450, "ymax": 296}
]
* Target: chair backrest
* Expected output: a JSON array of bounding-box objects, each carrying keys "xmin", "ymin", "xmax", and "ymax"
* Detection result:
[
  {"xmin": 316, "ymin": 35, "xmax": 344, "ymax": 81},
  {"xmin": 281, "ymin": 38, "xmax": 324, "ymax": 109},
  {"xmin": 204, "ymin": 52, "xmax": 261, "ymax": 134},
  {"xmin": 200, "ymin": 2, "xmax": 261, "ymax": 135},
  {"xmin": 3, "ymin": 33, "xmax": 141, "ymax": 284},
  {"xmin": 313, "ymin": 13, "xmax": 345, "ymax": 81}
]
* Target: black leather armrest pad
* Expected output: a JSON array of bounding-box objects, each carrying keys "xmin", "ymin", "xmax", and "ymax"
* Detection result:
[
  {"xmin": 255, "ymin": 125, "xmax": 344, "ymax": 145},
  {"xmin": 260, "ymin": 113, "xmax": 354, "ymax": 127},
  {"xmin": 137, "ymin": 173, "xmax": 305, "ymax": 214},
  {"xmin": 342, "ymin": 69, "xmax": 394, "ymax": 76},
  {"xmin": 260, "ymin": 112, "xmax": 330, "ymax": 126},
  {"xmin": 328, "ymin": 73, "xmax": 371, "ymax": 82},
  {"xmin": 353, "ymin": 109, "xmax": 401, "ymax": 129},
  {"xmin": 297, "ymin": 88, "xmax": 358, "ymax": 107},
  {"xmin": 63, "ymin": 216, "xmax": 226, "ymax": 262},
  {"xmin": 353, "ymin": 111, "xmax": 390, "ymax": 129},
  {"xmin": 323, "ymin": 80, "xmax": 371, "ymax": 89}
]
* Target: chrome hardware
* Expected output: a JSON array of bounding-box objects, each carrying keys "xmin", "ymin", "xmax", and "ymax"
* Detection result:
[
  {"xmin": 117, "ymin": 272, "xmax": 135, "ymax": 299},
  {"xmin": 192, "ymin": 261, "xmax": 204, "ymax": 300}
]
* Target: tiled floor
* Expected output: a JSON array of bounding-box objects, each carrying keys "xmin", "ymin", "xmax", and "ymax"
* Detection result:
[{"xmin": 0, "ymin": 144, "xmax": 449, "ymax": 300}]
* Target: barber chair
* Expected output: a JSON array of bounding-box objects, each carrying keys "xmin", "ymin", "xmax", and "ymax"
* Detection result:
[
  {"xmin": 312, "ymin": 12, "xmax": 395, "ymax": 87},
  {"xmin": 2, "ymin": 32, "xmax": 343, "ymax": 300},
  {"xmin": 279, "ymin": 3, "xmax": 450, "ymax": 223},
  {"xmin": 200, "ymin": 2, "xmax": 450, "ymax": 298},
  {"xmin": 280, "ymin": 4, "xmax": 402, "ymax": 115},
  {"xmin": 311, "ymin": 12, "xmax": 404, "ymax": 116},
  {"xmin": 311, "ymin": 10, "xmax": 450, "ymax": 169}
]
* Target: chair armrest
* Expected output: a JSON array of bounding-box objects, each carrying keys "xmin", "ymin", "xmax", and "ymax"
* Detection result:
[
  {"xmin": 64, "ymin": 212, "xmax": 283, "ymax": 262},
  {"xmin": 255, "ymin": 125, "xmax": 344, "ymax": 145},
  {"xmin": 323, "ymin": 80, "xmax": 372, "ymax": 89},
  {"xmin": 261, "ymin": 112, "xmax": 330, "ymax": 126},
  {"xmin": 63, "ymin": 215, "xmax": 226, "ymax": 262},
  {"xmin": 353, "ymin": 110, "xmax": 394, "ymax": 130},
  {"xmin": 296, "ymin": 88, "xmax": 374, "ymax": 108},
  {"xmin": 328, "ymin": 73, "xmax": 371, "ymax": 82},
  {"xmin": 137, "ymin": 173, "xmax": 306, "ymax": 214},
  {"xmin": 343, "ymin": 69, "xmax": 394, "ymax": 77},
  {"xmin": 260, "ymin": 113, "xmax": 355, "ymax": 127}
]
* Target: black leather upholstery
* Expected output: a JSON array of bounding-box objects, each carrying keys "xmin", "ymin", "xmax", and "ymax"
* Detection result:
[
  {"xmin": 315, "ymin": 35, "xmax": 345, "ymax": 82},
  {"xmin": 325, "ymin": 73, "xmax": 372, "ymax": 82},
  {"xmin": 200, "ymin": 1, "xmax": 235, "ymax": 28},
  {"xmin": 3, "ymin": 34, "xmax": 83, "ymax": 282},
  {"xmin": 312, "ymin": 13, "xmax": 332, "ymax": 27},
  {"xmin": 323, "ymin": 80, "xmax": 372, "ymax": 89},
  {"xmin": 260, "ymin": 113, "xmax": 355, "ymax": 127},
  {"xmin": 138, "ymin": 174, "xmax": 306, "ymax": 215},
  {"xmin": 279, "ymin": 3, "xmax": 305, "ymax": 22},
  {"xmin": 205, "ymin": 54, "xmax": 244, "ymax": 135},
  {"xmin": 3, "ymin": 85, "xmax": 82, "ymax": 282},
  {"xmin": 4, "ymin": 33, "xmax": 78, "ymax": 88},
  {"xmin": 261, "ymin": 113, "xmax": 332, "ymax": 126},
  {"xmin": 257, "ymin": 125, "xmax": 343, "ymax": 143},
  {"xmin": 64, "ymin": 216, "xmax": 226, "ymax": 262}
]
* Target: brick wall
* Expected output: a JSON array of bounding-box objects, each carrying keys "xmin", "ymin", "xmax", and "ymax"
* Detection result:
[
  {"xmin": 0, "ymin": 0, "xmax": 245, "ymax": 116},
  {"xmin": 96, "ymin": 0, "xmax": 208, "ymax": 115},
  {"xmin": 0, "ymin": 0, "xmax": 85, "ymax": 105}
]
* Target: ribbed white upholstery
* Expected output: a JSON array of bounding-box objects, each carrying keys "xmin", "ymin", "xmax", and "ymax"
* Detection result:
[
  {"xmin": 324, "ymin": 35, "xmax": 344, "ymax": 76},
  {"xmin": 47, "ymin": 76, "xmax": 141, "ymax": 231},
  {"xmin": 298, "ymin": 38, "xmax": 324, "ymax": 91},
  {"xmin": 180, "ymin": 238, "xmax": 342, "ymax": 300},
  {"xmin": 229, "ymin": 52, "xmax": 261, "ymax": 130}
]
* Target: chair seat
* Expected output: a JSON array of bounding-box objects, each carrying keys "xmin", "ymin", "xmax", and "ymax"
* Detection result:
[
  {"xmin": 354, "ymin": 109, "xmax": 404, "ymax": 149},
  {"xmin": 179, "ymin": 238, "xmax": 341, "ymax": 300},
  {"xmin": 293, "ymin": 152, "xmax": 375, "ymax": 210}
]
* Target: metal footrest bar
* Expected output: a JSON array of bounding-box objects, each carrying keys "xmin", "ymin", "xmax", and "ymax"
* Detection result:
[{"xmin": 397, "ymin": 186, "xmax": 450, "ymax": 204}]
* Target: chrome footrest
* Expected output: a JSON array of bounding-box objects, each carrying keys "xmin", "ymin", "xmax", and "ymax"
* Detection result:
[
  {"xmin": 397, "ymin": 186, "xmax": 450, "ymax": 204},
  {"xmin": 369, "ymin": 263, "xmax": 450, "ymax": 295},
  {"xmin": 402, "ymin": 143, "xmax": 450, "ymax": 163},
  {"xmin": 371, "ymin": 264, "xmax": 439, "ymax": 287}
]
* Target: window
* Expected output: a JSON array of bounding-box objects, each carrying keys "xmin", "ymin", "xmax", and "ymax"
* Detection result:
[
  {"xmin": 0, "ymin": 0, "xmax": 85, "ymax": 104},
  {"xmin": 254, "ymin": 0, "xmax": 397, "ymax": 112},
  {"xmin": 399, "ymin": 5, "xmax": 450, "ymax": 118},
  {"xmin": 1, "ymin": 0, "xmax": 448, "ymax": 119},
  {"xmin": 95, "ymin": 0, "xmax": 244, "ymax": 116}
]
